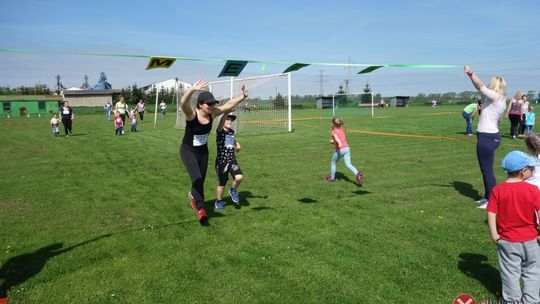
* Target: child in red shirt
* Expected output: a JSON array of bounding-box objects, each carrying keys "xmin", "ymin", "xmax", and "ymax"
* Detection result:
[
  {"xmin": 486, "ymin": 150, "xmax": 540, "ymax": 303},
  {"xmin": 325, "ymin": 117, "xmax": 364, "ymax": 185},
  {"xmin": 113, "ymin": 111, "xmax": 124, "ymax": 135}
]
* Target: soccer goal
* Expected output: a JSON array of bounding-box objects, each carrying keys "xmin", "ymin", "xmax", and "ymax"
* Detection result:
[
  {"xmin": 175, "ymin": 73, "xmax": 292, "ymax": 135},
  {"xmin": 329, "ymin": 92, "xmax": 375, "ymax": 118},
  {"xmin": 209, "ymin": 73, "xmax": 292, "ymax": 135}
]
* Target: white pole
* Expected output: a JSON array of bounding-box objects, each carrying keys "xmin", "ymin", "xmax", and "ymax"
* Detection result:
[
  {"xmin": 153, "ymin": 84, "xmax": 159, "ymax": 128},
  {"xmin": 287, "ymin": 72, "xmax": 292, "ymax": 132},
  {"xmin": 174, "ymin": 78, "xmax": 179, "ymax": 128},
  {"xmin": 230, "ymin": 76, "xmax": 234, "ymax": 100},
  {"xmin": 371, "ymin": 92, "xmax": 374, "ymax": 117},
  {"xmin": 332, "ymin": 95, "xmax": 335, "ymax": 117}
]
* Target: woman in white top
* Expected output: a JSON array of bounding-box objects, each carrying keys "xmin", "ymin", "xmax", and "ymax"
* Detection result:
[
  {"xmin": 525, "ymin": 133, "xmax": 540, "ymax": 188},
  {"xmin": 464, "ymin": 65, "xmax": 507, "ymax": 206}
]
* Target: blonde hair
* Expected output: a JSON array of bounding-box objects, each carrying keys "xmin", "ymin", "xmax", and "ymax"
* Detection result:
[
  {"xmin": 525, "ymin": 133, "xmax": 540, "ymax": 156},
  {"xmin": 513, "ymin": 91, "xmax": 522, "ymax": 100},
  {"xmin": 332, "ymin": 117, "xmax": 344, "ymax": 127},
  {"xmin": 487, "ymin": 76, "xmax": 506, "ymax": 96}
]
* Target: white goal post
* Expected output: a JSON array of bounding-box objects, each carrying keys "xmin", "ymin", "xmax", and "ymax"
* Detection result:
[
  {"xmin": 331, "ymin": 92, "xmax": 375, "ymax": 117},
  {"xmin": 175, "ymin": 73, "xmax": 292, "ymax": 135},
  {"xmin": 207, "ymin": 73, "xmax": 292, "ymax": 135}
]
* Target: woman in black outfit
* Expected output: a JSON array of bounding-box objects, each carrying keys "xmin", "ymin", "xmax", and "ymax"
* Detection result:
[
  {"xmin": 60, "ymin": 101, "xmax": 74, "ymax": 137},
  {"xmin": 180, "ymin": 79, "xmax": 248, "ymax": 224}
]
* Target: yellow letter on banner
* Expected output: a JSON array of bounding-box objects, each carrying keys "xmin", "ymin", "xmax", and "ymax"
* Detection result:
[{"xmin": 146, "ymin": 57, "xmax": 176, "ymax": 70}]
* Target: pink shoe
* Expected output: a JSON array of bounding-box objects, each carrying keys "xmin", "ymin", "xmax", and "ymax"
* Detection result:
[
  {"xmin": 325, "ymin": 176, "xmax": 335, "ymax": 182},
  {"xmin": 197, "ymin": 209, "xmax": 208, "ymax": 224},
  {"xmin": 356, "ymin": 172, "xmax": 364, "ymax": 186}
]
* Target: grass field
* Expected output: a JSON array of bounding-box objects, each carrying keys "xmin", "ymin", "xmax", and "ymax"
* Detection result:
[{"xmin": 0, "ymin": 104, "xmax": 527, "ymax": 303}]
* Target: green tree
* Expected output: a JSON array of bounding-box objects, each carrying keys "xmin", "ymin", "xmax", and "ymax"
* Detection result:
[{"xmin": 273, "ymin": 93, "xmax": 286, "ymax": 109}]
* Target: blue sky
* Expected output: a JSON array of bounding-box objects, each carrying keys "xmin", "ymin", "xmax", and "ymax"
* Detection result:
[{"xmin": 1, "ymin": 0, "xmax": 539, "ymax": 97}]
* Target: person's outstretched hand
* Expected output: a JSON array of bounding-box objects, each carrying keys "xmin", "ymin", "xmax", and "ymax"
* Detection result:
[{"xmin": 192, "ymin": 79, "xmax": 209, "ymax": 91}]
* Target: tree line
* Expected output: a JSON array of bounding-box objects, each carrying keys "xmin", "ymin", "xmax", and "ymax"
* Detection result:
[{"xmin": 1, "ymin": 84, "xmax": 537, "ymax": 107}]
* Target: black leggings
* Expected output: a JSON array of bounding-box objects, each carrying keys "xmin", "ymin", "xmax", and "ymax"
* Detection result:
[
  {"xmin": 139, "ymin": 111, "xmax": 144, "ymax": 121},
  {"xmin": 519, "ymin": 114, "xmax": 527, "ymax": 135},
  {"xmin": 508, "ymin": 114, "xmax": 521, "ymax": 137},
  {"xmin": 476, "ymin": 132, "xmax": 501, "ymax": 199},
  {"xmin": 62, "ymin": 118, "xmax": 72, "ymax": 135},
  {"xmin": 180, "ymin": 144, "xmax": 209, "ymax": 210}
]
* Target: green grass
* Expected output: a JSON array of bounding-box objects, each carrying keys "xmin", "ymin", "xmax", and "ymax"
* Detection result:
[{"xmin": 0, "ymin": 105, "xmax": 525, "ymax": 303}]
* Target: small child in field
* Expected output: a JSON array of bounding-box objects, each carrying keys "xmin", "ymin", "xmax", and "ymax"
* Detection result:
[
  {"xmin": 326, "ymin": 117, "xmax": 364, "ymax": 186},
  {"xmin": 50, "ymin": 113, "xmax": 60, "ymax": 137},
  {"xmin": 214, "ymin": 113, "xmax": 243, "ymax": 211},
  {"xmin": 113, "ymin": 111, "xmax": 124, "ymax": 135},
  {"xmin": 486, "ymin": 150, "xmax": 540, "ymax": 303},
  {"xmin": 129, "ymin": 110, "xmax": 137, "ymax": 132},
  {"xmin": 525, "ymin": 106, "xmax": 535, "ymax": 136},
  {"xmin": 525, "ymin": 133, "xmax": 540, "ymax": 188}
]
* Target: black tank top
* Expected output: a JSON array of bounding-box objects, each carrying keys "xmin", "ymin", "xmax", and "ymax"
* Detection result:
[{"xmin": 182, "ymin": 111, "xmax": 213, "ymax": 149}]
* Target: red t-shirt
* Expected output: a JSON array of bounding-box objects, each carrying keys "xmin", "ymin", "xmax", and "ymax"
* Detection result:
[
  {"xmin": 486, "ymin": 181, "xmax": 540, "ymax": 242},
  {"xmin": 114, "ymin": 116, "xmax": 123, "ymax": 127},
  {"xmin": 331, "ymin": 128, "xmax": 349, "ymax": 150}
]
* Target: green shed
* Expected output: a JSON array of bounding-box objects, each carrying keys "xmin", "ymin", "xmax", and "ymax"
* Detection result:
[{"xmin": 0, "ymin": 95, "xmax": 64, "ymax": 118}]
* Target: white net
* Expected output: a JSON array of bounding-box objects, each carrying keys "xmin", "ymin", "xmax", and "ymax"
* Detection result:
[
  {"xmin": 329, "ymin": 92, "xmax": 374, "ymax": 117},
  {"xmin": 175, "ymin": 73, "xmax": 292, "ymax": 135}
]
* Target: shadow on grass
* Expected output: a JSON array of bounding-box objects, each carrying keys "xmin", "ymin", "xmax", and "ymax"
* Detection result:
[
  {"xmin": 0, "ymin": 233, "xmax": 111, "ymax": 299},
  {"xmin": 251, "ymin": 206, "xmax": 273, "ymax": 212},
  {"xmin": 335, "ymin": 172, "xmax": 357, "ymax": 186},
  {"xmin": 434, "ymin": 181, "xmax": 482, "ymax": 201},
  {"xmin": 458, "ymin": 252, "xmax": 500, "ymax": 296},
  {"xmin": 298, "ymin": 198, "xmax": 318, "ymax": 204},
  {"xmin": 235, "ymin": 191, "xmax": 269, "ymax": 208},
  {"xmin": 351, "ymin": 189, "xmax": 371, "ymax": 195}
]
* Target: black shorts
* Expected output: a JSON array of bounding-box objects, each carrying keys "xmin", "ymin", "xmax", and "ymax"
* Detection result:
[{"xmin": 215, "ymin": 160, "xmax": 242, "ymax": 186}]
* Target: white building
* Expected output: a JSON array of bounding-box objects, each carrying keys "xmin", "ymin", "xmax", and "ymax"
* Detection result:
[{"xmin": 141, "ymin": 79, "xmax": 192, "ymax": 94}]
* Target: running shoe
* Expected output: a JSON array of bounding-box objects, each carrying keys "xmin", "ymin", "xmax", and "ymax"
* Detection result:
[
  {"xmin": 188, "ymin": 192, "xmax": 198, "ymax": 211},
  {"xmin": 356, "ymin": 172, "xmax": 364, "ymax": 186},
  {"xmin": 197, "ymin": 209, "xmax": 208, "ymax": 224},
  {"xmin": 229, "ymin": 188, "xmax": 240, "ymax": 203},
  {"xmin": 215, "ymin": 200, "xmax": 225, "ymax": 211}
]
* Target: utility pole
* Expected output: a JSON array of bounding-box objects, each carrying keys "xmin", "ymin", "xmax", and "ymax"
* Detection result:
[
  {"xmin": 315, "ymin": 70, "xmax": 328, "ymax": 96},
  {"xmin": 344, "ymin": 56, "xmax": 353, "ymax": 93},
  {"xmin": 81, "ymin": 75, "xmax": 89, "ymax": 90},
  {"xmin": 54, "ymin": 75, "xmax": 64, "ymax": 95}
]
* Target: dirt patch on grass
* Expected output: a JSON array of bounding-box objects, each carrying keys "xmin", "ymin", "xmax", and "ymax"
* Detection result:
[{"xmin": 0, "ymin": 197, "xmax": 30, "ymax": 214}]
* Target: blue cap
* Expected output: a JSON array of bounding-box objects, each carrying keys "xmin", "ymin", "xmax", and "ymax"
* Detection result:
[{"xmin": 501, "ymin": 150, "xmax": 539, "ymax": 173}]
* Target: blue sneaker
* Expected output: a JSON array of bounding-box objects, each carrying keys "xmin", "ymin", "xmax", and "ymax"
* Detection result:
[
  {"xmin": 214, "ymin": 200, "xmax": 225, "ymax": 211},
  {"xmin": 229, "ymin": 188, "xmax": 240, "ymax": 203}
]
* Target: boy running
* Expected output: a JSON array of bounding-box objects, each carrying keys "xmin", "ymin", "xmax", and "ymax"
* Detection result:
[{"xmin": 214, "ymin": 113, "xmax": 243, "ymax": 210}]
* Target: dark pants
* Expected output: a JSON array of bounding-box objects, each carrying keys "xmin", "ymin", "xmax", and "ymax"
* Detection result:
[
  {"xmin": 139, "ymin": 111, "xmax": 144, "ymax": 121},
  {"xmin": 463, "ymin": 111, "xmax": 472, "ymax": 134},
  {"xmin": 120, "ymin": 113, "xmax": 127, "ymax": 125},
  {"xmin": 519, "ymin": 114, "xmax": 527, "ymax": 135},
  {"xmin": 61, "ymin": 118, "xmax": 72, "ymax": 135},
  {"xmin": 476, "ymin": 132, "xmax": 501, "ymax": 199},
  {"xmin": 180, "ymin": 144, "xmax": 209, "ymax": 210},
  {"xmin": 508, "ymin": 114, "xmax": 521, "ymax": 138}
]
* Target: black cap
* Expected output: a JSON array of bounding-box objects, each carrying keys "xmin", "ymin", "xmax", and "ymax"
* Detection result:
[
  {"xmin": 226, "ymin": 114, "xmax": 237, "ymax": 121},
  {"xmin": 197, "ymin": 91, "xmax": 219, "ymax": 105}
]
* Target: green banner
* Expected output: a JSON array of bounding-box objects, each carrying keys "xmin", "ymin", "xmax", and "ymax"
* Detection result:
[
  {"xmin": 283, "ymin": 63, "xmax": 310, "ymax": 73},
  {"xmin": 219, "ymin": 60, "xmax": 248, "ymax": 77}
]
